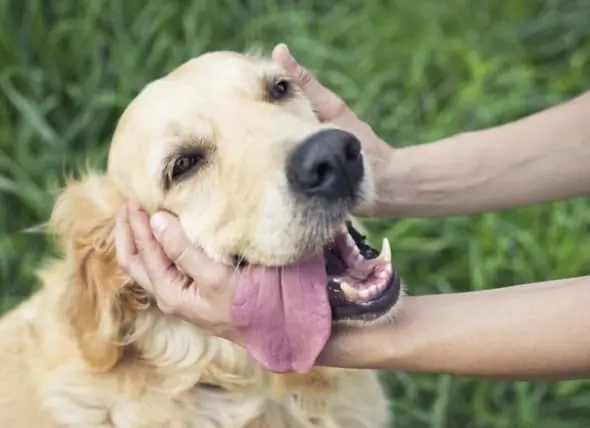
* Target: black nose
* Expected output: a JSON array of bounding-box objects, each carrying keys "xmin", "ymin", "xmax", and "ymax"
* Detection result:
[{"xmin": 286, "ymin": 129, "xmax": 364, "ymax": 201}]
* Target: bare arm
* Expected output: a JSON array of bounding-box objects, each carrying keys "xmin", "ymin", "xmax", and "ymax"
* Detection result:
[
  {"xmin": 115, "ymin": 47, "xmax": 590, "ymax": 380},
  {"xmin": 272, "ymin": 45, "xmax": 590, "ymax": 218},
  {"xmin": 318, "ymin": 276, "xmax": 590, "ymax": 380},
  {"xmin": 373, "ymin": 91, "xmax": 590, "ymax": 218}
]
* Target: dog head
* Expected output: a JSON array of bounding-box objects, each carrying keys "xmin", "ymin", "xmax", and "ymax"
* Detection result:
[{"xmin": 50, "ymin": 51, "xmax": 401, "ymax": 375}]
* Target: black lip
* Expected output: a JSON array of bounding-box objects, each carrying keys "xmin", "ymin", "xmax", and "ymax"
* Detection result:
[
  {"xmin": 330, "ymin": 269, "xmax": 401, "ymax": 320},
  {"xmin": 329, "ymin": 221, "xmax": 401, "ymax": 321},
  {"xmin": 345, "ymin": 220, "xmax": 379, "ymax": 258}
]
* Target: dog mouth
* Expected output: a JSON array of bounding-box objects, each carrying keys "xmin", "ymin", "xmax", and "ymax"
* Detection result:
[
  {"xmin": 230, "ymin": 220, "xmax": 400, "ymax": 373},
  {"xmin": 324, "ymin": 220, "xmax": 400, "ymax": 322},
  {"xmin": 233, "ymin": 220, "xmax": 400, "ymax": 323}
]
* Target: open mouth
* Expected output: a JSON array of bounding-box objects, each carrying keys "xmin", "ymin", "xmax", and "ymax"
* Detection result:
[
  {"xmin": 231, "ymin": 220, "xmax": 400, "ymax": 373},
  {"xmin": 234, "ymin": 220, "xmax": 401, "ymax": 323},
  {"xmin": 324, "ymin": 221, "xmax": 400, "ymax": 322}
]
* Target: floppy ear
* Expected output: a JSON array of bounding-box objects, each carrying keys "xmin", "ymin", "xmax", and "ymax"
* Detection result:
[{"xmin": 50, "ymin": 172, "xmax": 150, "ymax": 372}]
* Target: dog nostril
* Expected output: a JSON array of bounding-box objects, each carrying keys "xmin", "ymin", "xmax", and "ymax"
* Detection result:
[
  {"xmin": 345, "ymin": 139, "xmax": 361, "ymax": 162},
  {"xmin": 286, "ymin": 129, "xmax": 364, "ymax": 201},
  {"xmin": 314, "ymin": 162, "xmax": 332, "ymax": 186}
]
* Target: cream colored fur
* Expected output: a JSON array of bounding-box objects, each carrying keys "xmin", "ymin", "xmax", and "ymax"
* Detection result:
[{"xmin": 0, "ymin": 51, "xmax": 393, "ymax": 427}]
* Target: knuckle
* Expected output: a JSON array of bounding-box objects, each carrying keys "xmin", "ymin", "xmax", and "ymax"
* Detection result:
[
  {"xmin": 204, "ymin": 281, "xmax": 222, "ymax": 296},
  {"xmin": 333, "ymin": 99, "xmax": 349, "ymax": 117},
  {"xmin": 201, "ymin": 269, "xmax": 228, "ymax": 291},
  {"xmin": 298, "ymin": 69, "xmax": 313, "ymax": 88},
  {"xmin": 155, "ymin": 276, "xmax": 190, "ymax": 316},
  {"xmin": 156, "ymin": 300, "xmax": 177, "ymax": 316},
  {"xmin": 115, "ymin": 250, "xmax": 129, "ymax": 269},
  {"xmin": 116, "ymin": 253, "xmax": 136, "ymax": 275},
  {"xmin": 132, "ymin": 229, "xmax": 153, "ymax": 252},
  {"xmin": 171, "ymin": 246, "xmax": 190, "ymax": 266},
  {"xmin": 135, "ymin": 240, "xmax": 152, "ymax": 259},
  {"xmin": 320, "ymin": 98, "xmax": 349, "ymax": 123}
]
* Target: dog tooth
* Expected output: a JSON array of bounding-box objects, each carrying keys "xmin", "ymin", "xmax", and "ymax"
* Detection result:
[
  {"xmin": 340, "ymin": 282, "xmax": 358, "ymax": 300},
  {"xmin": 369, "ymin": 284, "xmax": 379, "ymax": 298},
  {"xmin": 378, "ymin": 238, "xmax": 391, "ymax": 263},
  {"xmin": 384, "ymin": 263, "xmax": 392, "ymax": 275},
  {"xmin": 358, "ymin": 288, "xmax": 371, "ymax": 300},
  {"xmin": 374, "ymin": 278, "xmax": 383, "ymax": 290}
]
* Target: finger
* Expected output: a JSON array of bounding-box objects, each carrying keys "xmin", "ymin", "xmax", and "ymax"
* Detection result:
[
  {"xmin": 114, "ymin": 202, "xmax": 152, "ymax": 290},
  {"xmin": 272, "ymin": 43, "xmax": 347, "ymax": 121},
  {"xmin": 127, "ymin": 202, "xmax": 190, "ymax": 303},
  {"xmin": 150, "ymin": 211, "xmax": 232, "ymax": 290}
]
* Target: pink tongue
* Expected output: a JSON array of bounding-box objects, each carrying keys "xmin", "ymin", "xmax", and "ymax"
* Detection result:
[{"xmin": 231, "ymin": 253, "xmax": 332, "ymax": 373}]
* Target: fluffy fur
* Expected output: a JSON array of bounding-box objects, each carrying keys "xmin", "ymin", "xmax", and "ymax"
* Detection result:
[{"xmin": 0, "ymin": 51, "xmax": 393, "ymax": 427}]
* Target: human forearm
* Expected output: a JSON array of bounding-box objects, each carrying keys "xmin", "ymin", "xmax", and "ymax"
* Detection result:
[
  {"xmin": 318, "ymin": 276, "xmax": 590, "ymax": 380},
  {"xmin": 372, "ymin": 91, "xmax": 590, "ymax": 218}
]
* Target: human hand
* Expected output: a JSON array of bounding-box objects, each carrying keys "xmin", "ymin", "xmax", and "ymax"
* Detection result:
[
  {"xmin": 272, "ymin": 43, "xmax": 394, "ymax": 214},
  {"xmin": 115, "ymin": 201, "xmax": 241, "ymax": 343}
]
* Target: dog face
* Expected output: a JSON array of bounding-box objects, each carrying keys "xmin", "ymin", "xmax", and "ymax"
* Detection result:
[
  {"xmin": 50, "ymin": 51, "xmax": 401, "ymax": 374},
  {"xmin": 107, "ymin": 51, "xmax": 372, "ymax": 266}
]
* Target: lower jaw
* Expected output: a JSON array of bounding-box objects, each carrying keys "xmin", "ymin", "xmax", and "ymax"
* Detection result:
[
  {"xmin": 330, "ymin": 270, "xmax": 401, "ymax": 322},
  {"xmin": 325, "ymin": 221, "xmax": 402, "ymax": 323}
]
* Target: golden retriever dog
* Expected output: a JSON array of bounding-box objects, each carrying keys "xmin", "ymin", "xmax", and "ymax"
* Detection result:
[{"xmin": 0, "ymin": 51, "xmax": 402, "ymax": 427}]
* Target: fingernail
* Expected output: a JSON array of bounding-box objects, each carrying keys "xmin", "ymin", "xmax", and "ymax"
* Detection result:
[
  {"xmin": 150, "ymin": 212, "xmax": 171, "ymax": 235},
  {"xmin": 283, "ymin": 45, "xmax": 296, "ymax": 66},
  {"xmin": 276, "ymin": 43, "xmax": 296, "ymax": 67}
]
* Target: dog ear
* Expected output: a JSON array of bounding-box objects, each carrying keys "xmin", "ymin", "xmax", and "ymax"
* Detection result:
[{"xmin": 50, "ymin": 172, "xmax": 149, "ymax": 372}]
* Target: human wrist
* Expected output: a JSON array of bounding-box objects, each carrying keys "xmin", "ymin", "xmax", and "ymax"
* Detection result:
[
  {"xmin": 341, "ymin": 116, "xmax": 483, "ymax": 219},
  {"xmin": 317, "ymin": 297, "xmax": 418, "ymax": 370},
  {"xmin": 368, "ymin": 132, "xmax": 489, "ymax": 219},
  {"xmin": 366, "ymin": 143, "xmax": 410, "ymax": 219},
  {"xmin": 316, "ymin": 325, "xmax": 379, "ymax": 369}
]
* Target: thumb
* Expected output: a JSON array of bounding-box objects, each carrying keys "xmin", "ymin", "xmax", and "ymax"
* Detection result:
[
  {"xmin": 272, "ymin": 43, "xmax": 347, "ymax": 122},
  {"xmin": 150, "ymin": 211, "xmax": 232, "ymax": 289}
]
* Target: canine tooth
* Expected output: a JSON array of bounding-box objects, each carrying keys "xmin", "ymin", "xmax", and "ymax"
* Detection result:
[
  {"xmin": 378, "ymin": 238, "xmax": 391, "ymax": 263},
  {"xmin": 384, "ymin": 263, "xmax": 392, "ymax": 275},
  {"xmin": 340, "ymin": 282, "xmax": 358, "ymax": 300}
]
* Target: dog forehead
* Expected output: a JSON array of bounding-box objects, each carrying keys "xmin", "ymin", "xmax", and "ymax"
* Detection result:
[
  {"xmin": 107, "ymin": 51, "xmax": 284, "ymax": 178},
  {"xmin": 167, "ymin": 51, "xmax": 282, "ymax": 97},
  {"xmin": 117, "ymin": 51, "xmax": 281, "ymax": 127}
]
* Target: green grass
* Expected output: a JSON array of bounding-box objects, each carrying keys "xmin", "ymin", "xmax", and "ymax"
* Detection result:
[{"xmin": 1, "ymin": 0, "xmax": 590, "ymax": 426}]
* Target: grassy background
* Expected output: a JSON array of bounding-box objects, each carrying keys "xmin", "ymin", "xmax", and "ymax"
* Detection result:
[{"xmin": 1, "ymin": 0, "xmax": 590, "ymax": 426}]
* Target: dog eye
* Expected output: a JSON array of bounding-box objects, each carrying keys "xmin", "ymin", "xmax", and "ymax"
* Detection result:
[
  {"xmin": 197, "ymin": 382, "xmax": 226, "ymax": 392},
  {"xmin": 268, "ymin": 79, "xmax": 290, "ymax": 101},
  {"xmin": 171, "ymin": 154, "xmax": 203, "ymax": 181}
]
